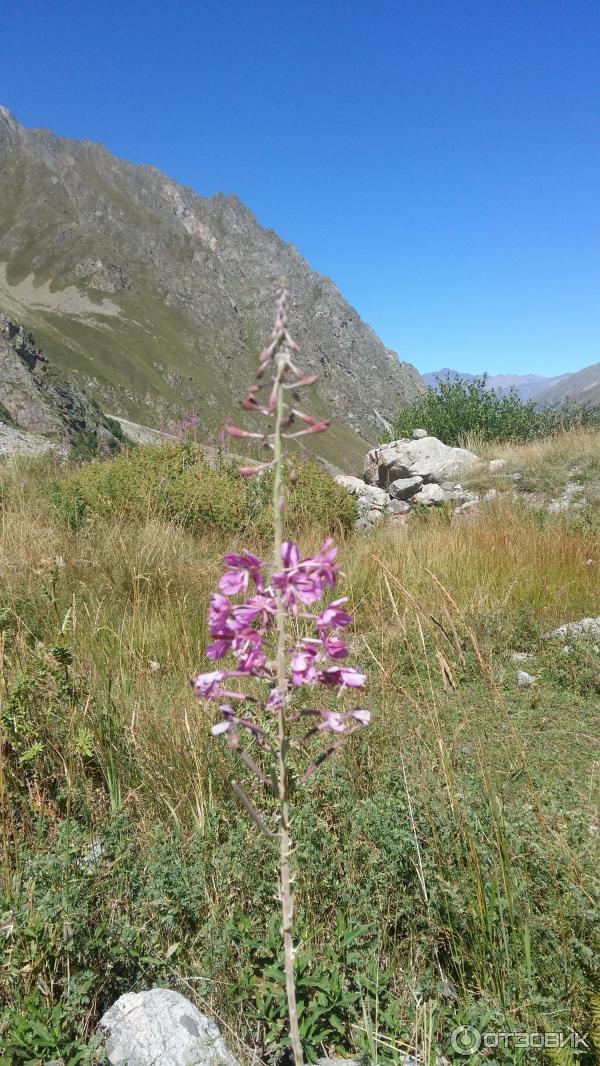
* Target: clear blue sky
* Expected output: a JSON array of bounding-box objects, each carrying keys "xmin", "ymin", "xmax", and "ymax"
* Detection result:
[{"xmin": 2, "ymin": 0, "xmax": 599, "ymax": 376}]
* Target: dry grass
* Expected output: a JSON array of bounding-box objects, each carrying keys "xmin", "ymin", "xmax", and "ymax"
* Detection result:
[{"xmin": 464, "ymin": 425, "xmax": 600, "ymax": 499}]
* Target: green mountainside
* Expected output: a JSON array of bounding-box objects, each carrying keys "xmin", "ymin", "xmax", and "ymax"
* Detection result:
[{"xmin": 0, "ymin": 107, "xmax": 424, "ymax": 470}]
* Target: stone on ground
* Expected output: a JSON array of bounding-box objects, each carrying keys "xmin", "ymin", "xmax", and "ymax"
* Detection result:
[
  {"xmin": 99, "ymin": 988, "xmax": 238, "ymax": 1066},
  {"xmin": 366, "ymin": 436, "xmax": 479, "ymax": 487},
  {"xmin": 547, "ymin": 617, "xmax": 600, "ymax": 640},
  {"xmin": 412, "ymin": 483, "xmax": 447, "ymax": 506},
  {"xmin": 388, "ymin": 475, "xmax": 423, "ymax": 500}
]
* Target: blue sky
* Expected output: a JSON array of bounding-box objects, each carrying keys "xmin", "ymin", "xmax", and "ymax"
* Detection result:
[{"xmin": 2, "ymin": 0, "xmax": 599, "ymax": 376}]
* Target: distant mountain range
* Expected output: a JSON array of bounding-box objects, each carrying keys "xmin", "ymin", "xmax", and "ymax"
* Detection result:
[
  {"xmin": 423, "ymin": 366, "xmax": 600, "ymax": 407},
  {"xmin": 0, "ymin": 107, "xmax": 425, "ymax": 472}
]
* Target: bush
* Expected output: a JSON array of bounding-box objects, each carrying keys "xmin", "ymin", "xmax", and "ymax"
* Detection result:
[
  {"xmin": 50, "ymin": 443, "xmax": 357, "ymax": 539},
  {"xmin": 392, "ymin": 375, "xmax": 600, "ymax": 446}
]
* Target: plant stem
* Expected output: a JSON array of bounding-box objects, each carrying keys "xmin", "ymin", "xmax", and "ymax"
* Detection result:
[{"xmin": 273, "ymin": 351, "xmax": 304, "ymax": 1066}]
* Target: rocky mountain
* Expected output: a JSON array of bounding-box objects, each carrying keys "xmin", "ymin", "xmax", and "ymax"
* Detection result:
[
  {"xmin": 0, "ymin": 107, "xmax": 424, "ymax": 470},
  {"xmin": 0, "ymin": 311, "xmax": 122, "ymax": 455},
  {"xmin": 536, "ymin": 361, "xmax": 600, "ymax": 408},
  {"xmin": 422, "ymin": 368, "xmax": 567, "ymax": 402}
]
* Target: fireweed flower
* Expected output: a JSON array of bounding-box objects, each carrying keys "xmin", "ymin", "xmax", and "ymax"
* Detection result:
[
  {"xmin": 192, "ymin": 539, "xmax": 370, "ymax": 745},
  {"xmin": 190, "ymin": 289, "xmax": 371, "ymax": 1066}
]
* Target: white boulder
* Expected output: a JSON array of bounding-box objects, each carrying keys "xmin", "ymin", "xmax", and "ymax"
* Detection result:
[
  {"xmin": 366, "ymin": 437, "xmax": 478, "ymax": 487},
  {"xmin": 412, "ymin": 483, "xmax": 447, "ymax": 506},
  {"xmin": 99, "ymin": 989, "xmax": 238, "ymax": 1066},
  {"xmin": 335, "ymin": 475, "xmax": 388, "ymax": 510},
  {"xmin": 546, "ymin": 617, "xmax": 600, "ymax": 640},
  {"xmin": 517, "ymin": 670, "xmax": 537, "ymax": 687}
]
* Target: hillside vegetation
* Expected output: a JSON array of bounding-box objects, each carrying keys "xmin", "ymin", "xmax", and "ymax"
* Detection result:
[{"xmin": 1, "ymin": 433, "xmax": 599, "ymax": 1064}]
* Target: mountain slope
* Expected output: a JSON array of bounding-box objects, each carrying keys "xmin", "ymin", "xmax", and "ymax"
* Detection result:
[
  {"xmin": 0, "ymin": 311, "xmax": 122, "ymax": 454},
  {"xmin": 0, "ymin": 107, "xmax": 424, "ymax": 470},
  {"xmin": 422, "ymin": 368, "xmax": 567, "ymax": 402},
  {"xmin": 536, "ymin": 362, "xmax": 600, "ymax": 407}
]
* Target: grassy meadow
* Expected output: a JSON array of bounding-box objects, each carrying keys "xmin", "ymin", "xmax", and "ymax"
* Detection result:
[{"xmin": 1, "ymin": 436, "xmax": 599, "ymax": 1064}]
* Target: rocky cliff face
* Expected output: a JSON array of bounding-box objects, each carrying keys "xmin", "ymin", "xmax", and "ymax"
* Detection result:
[
  {"xmin": 0, "ymin": 107, "xmax": 423, "ymax": 470},
  {"xmin": 0, "ymin": 311, "xmax": 121, "ymax": 453}
]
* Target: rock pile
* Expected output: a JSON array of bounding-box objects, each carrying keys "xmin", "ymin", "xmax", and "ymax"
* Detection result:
[{"xmin": 336, "ymin": 430, "xmax": 480, "ymax": 530}]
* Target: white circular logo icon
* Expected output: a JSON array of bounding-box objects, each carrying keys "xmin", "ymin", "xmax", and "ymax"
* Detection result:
[{"xmin": 450, "ymin": 1025, "xmax": 482, "ymax": 1056}]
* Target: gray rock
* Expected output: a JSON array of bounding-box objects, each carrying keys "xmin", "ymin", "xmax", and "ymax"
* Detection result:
[
  {"xmin": 389, "ymin": 498, "xmax": 411, "ymax": 514},
  {"xmin": 369, "ymin": 436, "xmax": 478, "ymax": 487},
  {"xmin": 412, "ymin": 483, "xmax": 447, "ymax": 506},
  {"xmin": 0, "ymin": 421, "xmax": 57, "ymax": 457},
  {"xmin": 354, "ymin": 515, "xmax": 373, "ymax": 532},
  {"xmin": 335, "ymin": 474, "xmax": 368, "ymax": 495},
  {"xmin": 363, "ymin": 448, "xmax": 380, "ymax": 485},
  {"xmin": 547, "ymin": 616, "xmax": 600, "ymax": 640},
  {"xmin": 388, "ymin": 475, "xmax": 423, "ymax": 500},
  {"xmin": 511, "ymin": 651, "xmax": 531, "ymax": 663},
  {"xmin": 335, "ymin": 476, "xmax": 389, "ymax": 511},
  {"xmin": 547, "ymin": 482, "xmax": 584, "ymax": 513},
  {"xmin": 412, "ymin": 428, "xmax": 428, "ymax": 439},
  {"xmin": 81, "ymin": 837, "xmax": 105, "ymax": 869},
  {"xmin": 488, "ymin": 458, "xmax": 506, "ymax": 472},
  {"xmin": 361, "ymin": 486, "xmax": 389, "ymax": 511},
  {"xmin": 517, "ymin": 670, "xmax": 537, "ymax": 687},
  {"xmin": 454, "ymin": 497, "xmax": 480, "ymax": 515},
  {"xmin": 389, "ymin": 512, "xmax": 410, "ymax": 526},
  {"xmin": 99, "ymin": 989, "xmax": 238, "ymax": 1066}
]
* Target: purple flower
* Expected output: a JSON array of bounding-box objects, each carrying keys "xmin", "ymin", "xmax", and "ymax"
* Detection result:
[
  {"xmin": 206, "ymin": 638, "xmax": 231, "ymax": 660},
  {"xmin": 317, "ymin": 598, "xmax": 352, "ymax": 631},
  {"xmin": 349, "ymin": 708, "xmax": 371, "ymax": 726},
  {"xmin": 274, "ymin": 540, "xmax": 341, "ymax": 608},
  {"xmin": 211, "ymin": 719, "xmax": 231, "ymax": 736},
  {"xmin": 220, "ymin": 552, "xmax": 264, "ymax": 595},
  {"xmin": 291, "ymin": 646, "xmax": 319, "ymax": 686},
  {"xmin": 232, "ymin": 593, "xmax": 276, "ymax": 627},
  {"xmin": 281, "ymin": 541, "xmax": 299, "ymax": 568},
  {"xmin": 267, "ymin": 687, "xmax": 284, "ymax": 710},
  {"xmin": 191, "ymin": 670, "xmax": 225, "ymax": 699},
  {"xmin": 321, "ymin": 635, "xmax": 349, "ymax": 660},
  {"xmin": 208, "ymin": 593, "xmax": 234, "ymax": 636},
  {"xmin": 193, "ymin": 534, "xmax": 370, "ymax": 765},
  {"xmin": 319, "ymin": 710, "xmax": 346, "ymax": 733},
  {"xmin": 318, "ymin": 666, "xmax": 366, "ymax": 689}
]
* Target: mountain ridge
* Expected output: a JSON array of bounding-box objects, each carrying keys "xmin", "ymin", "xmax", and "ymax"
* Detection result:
[
  {"xmin": 422, "ymin": 367, "xmax": 592, "ymax": 404},
  {"xmin": 0, "ymin": 107, "xmax": 424, "ymax": 470}
]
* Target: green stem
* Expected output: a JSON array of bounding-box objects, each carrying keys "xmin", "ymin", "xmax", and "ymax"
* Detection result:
[{"xmin": 273, "ymin": 356, "xmax": 304, "ymax": 1066}]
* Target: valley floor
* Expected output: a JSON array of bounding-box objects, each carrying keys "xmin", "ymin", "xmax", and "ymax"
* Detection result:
[{"xmin": 0, "ymin": 434, "xmax": 599, "ymax": 1065}]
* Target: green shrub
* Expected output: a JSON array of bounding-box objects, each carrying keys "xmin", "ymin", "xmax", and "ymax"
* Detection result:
[
  {"xmin": 50, "ymin": 443, "xmax": 356, "ymax": 540},
  {"xmin": 392, "ymin": 376, "xmax": 600, "ymax": 446}
]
